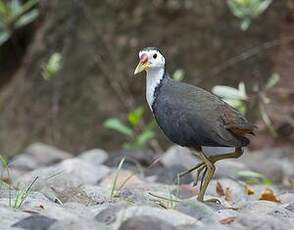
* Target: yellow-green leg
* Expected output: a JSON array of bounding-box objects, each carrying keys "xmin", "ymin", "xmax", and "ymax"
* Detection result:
[
  {"xmin": 179, "ymin": 147, "xmax": 243, "ymax": 202},
  {"xmin": 196, "ymin": 150, "xmax": 215, "ymax": 202}
]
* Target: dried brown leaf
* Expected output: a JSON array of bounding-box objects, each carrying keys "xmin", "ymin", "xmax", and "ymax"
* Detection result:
[
  {"xmin": 259, "ymin": 188, "xmax": 280, "ymax": 203},
  {"xmin": 216, "ymin": 181, "xmax": 225, "ymax": 196},
  {"xmin": 244, "ymin": 184, "xmax": 255, "ymax": 195},
  {"xmin": 224, "ymin": 187, "xmax": 232, "ymax": 202},
  {"xmin": 219, "ymin": 217, "xmax": 237, "ymax": 225}
]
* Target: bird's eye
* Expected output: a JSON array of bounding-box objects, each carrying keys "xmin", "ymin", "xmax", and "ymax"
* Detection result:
[{"xmin": 153, "ymin": 53, "xmax": 157, "ymax": 59}]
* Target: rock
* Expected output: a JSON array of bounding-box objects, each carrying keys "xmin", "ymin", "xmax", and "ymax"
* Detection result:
[
  {"xmin": 175, "ymin": 200, "xmax": 217, "ymax": 223},
  {"xmin": 279, "ymin": 192, "xmax": 294, "ymax": 204},
  {"xmin": 105, "ymin": 149, "xmax": 155, "ymax": 168},
  {"xmin": 95, "ymin": 203, "xmax": 130, "ymax": 225},
  {"xmin": 239, "ymin": 200, "xmax": 280, "ymax": 214},
  {"xmin": 12, "ymin": 215, "xmax": 57, "ymax": 230},
  {"xmin": 233, "ymin": 213, "xmax": 289, "ymax": 230},
  {"xmin": 48, "ymin": 219, "xmax": 107, "ymax": 230},
  {"xmin": 78, "ymin": 149, "xmax": 108, "ymax": 165},
  {"xmin": 119, "ymin": 215, "xmax": 176, "ymax": 230},
  {"xmin": 285, "ymin": 203, "xmax": 294, "ymax": 212},
  {"xmin": 161, "ymin": 146, "xmax": 198, "ymax": 169},
  {"xmin": 214, "ymin": 159, "xmax": 248, "ymax": 179},
  {"xmin": 10, "ymin": 143, "xmax": 72, "ymax": 171},
  {"xmin": 99, "ymin": 169, "xmax": 144, "ymax": 190},
  {"xmin": 113, "ymin": 206, "xmax": 202, "ymax": 228},
  {"xmin": 80, "ymin": 185, "xmax": 108, "ymax": 204},
  {"xmin": 16, "ymin": 159, "xmax": 110, "ymax": 191},
  {"xmin": 63, "ymin": 202, "xmax": 98, "ymax": 219},
  {"xmin": 50, "ymin": 187, "xmax": 96, "ymax": 205},
  {"xmin": 144, "ymin": 164, "xmax": 193, "ymax": 185},
  {"xmin": 207, "ymin": 179, "xmax": 246, "ymax": 203},
  {"xmin": 0, "ymin": 205, "xmax": 30, "ymax": 228}
]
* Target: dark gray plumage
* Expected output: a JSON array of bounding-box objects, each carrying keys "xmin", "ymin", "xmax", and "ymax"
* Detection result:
[{"xmin": 152, "ymin": 73, "xmax": 254, "ymax": 148}]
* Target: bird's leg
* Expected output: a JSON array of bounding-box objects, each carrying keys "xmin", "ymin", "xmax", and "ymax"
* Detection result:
[
  {"xmin": 196, "ymin": 150, "xmax": 215, "ymax": 202},
  {"xmin": 178, "ymin": 162, "xmax": 204, "ymax": 178},
  {"xmin": 193, "ymin": 164, "xmax": 206, "ymax": 187},
  {"xmin": 209, "ymin": 147, "xmax": 243, "ymax": 164}
]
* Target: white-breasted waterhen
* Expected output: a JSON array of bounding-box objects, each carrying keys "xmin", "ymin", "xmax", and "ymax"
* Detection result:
[{"xmin": 134, "ymin": 47, "xmax": 255, "ymax": 202}]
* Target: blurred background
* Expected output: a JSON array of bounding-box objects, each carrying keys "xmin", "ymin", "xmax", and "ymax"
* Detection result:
[{"xmin": 0, "ymin": 0, "xmax": 293, "ymax": 157}]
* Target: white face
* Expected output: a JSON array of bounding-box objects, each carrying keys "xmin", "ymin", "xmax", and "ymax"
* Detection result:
[{"xmin": 139, "ymin": 49, "xmax": 165, "ymax": 70}]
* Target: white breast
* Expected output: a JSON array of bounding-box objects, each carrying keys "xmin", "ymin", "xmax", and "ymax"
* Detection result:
[{"xmin": 146, "ymin": 68, "xmax": 164, "ymax": 110}]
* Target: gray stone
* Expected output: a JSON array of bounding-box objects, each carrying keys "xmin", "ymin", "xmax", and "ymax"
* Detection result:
[
  {"xmin": 145, "ymin": 164, "xmax": 193, "ymax": 185},
  {"xmin": 207, "ymin": 179, "xmax": 246, "ymax": 203},
  {"xmin": 78, "ymin": 149, "xmax": 108, "ymax": 165},
  {"xmin": 0, "ymin": 205, "xmax": 30, "ymax": 227},
  {"xmin": 10, "ymin": 143, "xmax": 72, "ymax": 171},
  {"xmin": 63, "ymin": 202, "xmax": 98, "ymax": 219},
  {"xmin": 161, "ymin": 146, "xmax": 197, "ymax": 169},
  {"xmin": 12, "ymin": 215, "xmax": 57, "ymax": 230},
  {"xmin": 234, "ymin": 213, "xmax": 289, "ymax": 230},
  {"xmin": 214, "ymin": 159, "xmax": 248, "ymax": 179},
  {"xmin": 16, "ymin": 159, "xmax": 110, "ymax": 191},
  {"xmin": 113, "ymin": 206, "xmax": 202, "ymax": 228},
  {"xmin": 119, "ymin": 215, "xmax": 176, "ymax": 230},
  {"xmin": 285, "ymin": 203, "xmax": 294, "ymax": 212},
  {"xmin": 48, "ymin": 219, "xmax": 107, "ymax": 230},
  {"xmin": 279, "ymin": 192, "xmax": 294, "ymax": 204},
  {"xmin": 239, "ymin": 200, "xmax": 280, "ymax": 214},
  {"xmin": 95, "ymin": 203, "xmax": 129, "ymax": 225},
  {"xmin": 175, "ymin": 200, "xmax": 217, "ymax": 223},
  {"xmin": 80, "ymin": 185, "xmax": 109, "ymax": 204}
]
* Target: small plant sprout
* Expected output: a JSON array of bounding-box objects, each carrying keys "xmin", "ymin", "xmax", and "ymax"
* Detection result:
[
  {"xmin": 212, "ymin": 82, "xmax": 248, "ymax": 114},
  {"xmin": 42, "ymin": 52, "xmax": 62, "ymax": 80},
  {"xmin": 12, "ymin": 176, "xmax": 38, "ymax": 209},
  {"xmin": 110, "ymin": 157, "xmax": 125, "ymax": 198},
  {"xmin": 0, "ymin": 0, "xmax": 39, "ymax": 46},
  {"xmin": 227, "ymin": 0, "xmax": 272, "ymax": 30}
]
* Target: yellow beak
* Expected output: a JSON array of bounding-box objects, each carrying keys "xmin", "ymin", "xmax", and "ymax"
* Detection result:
[{"xmin": 134, "ymin": 62, "xmax": 150, "ymax": 75}]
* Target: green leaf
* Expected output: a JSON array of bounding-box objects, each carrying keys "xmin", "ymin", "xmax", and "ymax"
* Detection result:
[
  {"xmin": 10, "ymin": 0, "xmax": 21, "ymax": 15},
  {"xmin": 172, "ymin": 69, "xmax": 185, "ymax": 81},
  {"xmin": 237, "ymin": 170, "xmax": 264, "ymax": 179},
  {"xmin": 240, "ymin": 18, "xmax": 251, "ymax": 30},
  {"xmin": 0, "ymin": 154, "xmax": 8, "ymax": 168},
  {"xmin": 252, "ymin": 0, "xmax": 272, "ymax": 17},
  {"xmin": 15, "ymin": 9, "xmax": 38, "ymax": 28},
  {"xmin": 0, "ymin": 30, "xmax": 10, "ymax": 46},
  {"xmin": 0, "ymin": 0, "xmax": 9, "ymax": 17},
  {"xmin": 42, "ymin": 53, "xmax": 62, "ymax": 80},
  {"xmin": 128, "ymin": 106, "xmax": 145, "ymax": 126},
  {"xmin": 212, "ymin": 85, "xmax": 246, "ymax": 100},
  {"xmin": 135, "ymin": 130, "xmax": 155, "ymax": 147},
  {"xmin": 265, "ymin": 73, "xmax": 279, "ymax": 90},
  {"xmin": 103, "ymin": 118, "xmax": 133, "ymax": 136},
  {"xmin": 262, "ymin": 178, "xmax": 273, "ymax": 185}
]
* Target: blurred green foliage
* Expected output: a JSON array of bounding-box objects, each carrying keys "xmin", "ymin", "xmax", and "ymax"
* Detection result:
[
  {"xmin": 42, "ymin": 52, "xmax": 63, "ymax": 80},
  {"xmin": 103, "ymin": 106, "xmax": 156, "ymax": 149},
  {"xmin": 238, "ymin": 170, "xmax": 272, "ymax": 185},
  {"xmin": 227, "ymin": 0, "xmax": 272, "ymax": 30},
  {"xmin": 0, "ymin": 0, "xmax": 39, "ymax": 46},
  {"xmin": 213, "ymin": 73, "xmax": 280, "ymax": 137}
]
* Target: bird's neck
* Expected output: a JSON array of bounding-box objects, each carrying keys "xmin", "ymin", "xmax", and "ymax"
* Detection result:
[{"xmin": 146, "ymin": 67, "xmax": 165, "ymax": 110}]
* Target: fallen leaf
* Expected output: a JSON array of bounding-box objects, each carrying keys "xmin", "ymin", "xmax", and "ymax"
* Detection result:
[
  {"xmin": 224, "ymin": 187, "xmax": 232, "ymax": 202},
  {"xmin": 216, "ymin": 181, "xmax": 225, "ymax": 196},
  {"xmin": 244, "ymin": 184, "xmax": 255, "ymax": 195},
  {"xmin": 219, "ymin": 217, "xmax": 237, "ymax": 224},
  {"xmin": 259, "ymin": 188, "xmax": 280, "ymax": 203}
]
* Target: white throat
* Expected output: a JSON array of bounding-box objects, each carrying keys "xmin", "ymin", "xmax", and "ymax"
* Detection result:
[{"xmin": 146, "ymin": 68, "xmax": 164, "ymax": 110}]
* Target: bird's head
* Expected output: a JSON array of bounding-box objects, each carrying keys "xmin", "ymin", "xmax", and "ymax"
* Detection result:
[{"xmin": 134, "ymin": 47, "xmax": 165, "ymax": 75}]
